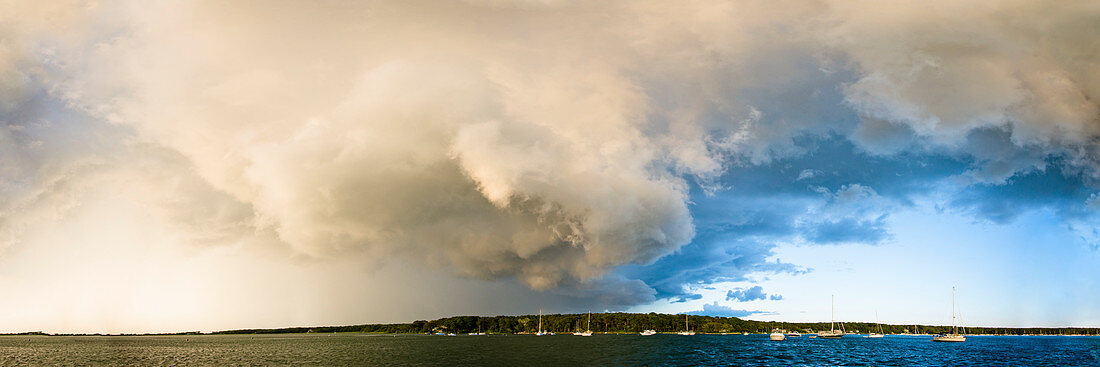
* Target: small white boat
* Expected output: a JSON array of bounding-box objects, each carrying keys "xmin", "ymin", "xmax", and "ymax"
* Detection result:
[
  {"xmin": 446, "ymin": 333, "xmax": 456, "ymax": 336},
  {"xmin": 640, "ymin": 330, "xmax": 657, "ymax": 336},
  {"xmin": 677, "ymin": 315, "xmax": 695, "ymax": 335},
  {"xmin": 787, "ymin": 331, "xmax": 802, "ymax": 337},
  {"xmin": 770, "ymin": 329, "xmax": 787, "ymax": 341},
  {"xmin": 742, "ymin": 332, "xmax": 749, "ymax": 336},
  {"xmin": 932, "ymin": 334, "xmax": 965, "ymax": 342},
  {"xmin": 865, "ymin": 311, "xmax": 885, "ymax": 338},
  {"xmin": 573, "ymin": 312, "xmax": 594, "ymax": 336},
  {"xmin": 932, "ymin": 287, "xmax": 966, "ymax": 342}
]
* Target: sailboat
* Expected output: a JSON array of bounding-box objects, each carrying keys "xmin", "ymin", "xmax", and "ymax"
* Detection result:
[
  {"xmin": 574, "ymin": 312, "xmax": 593, "ymax": 336},
  {"xmin": 865, "ymin": 311, "xmax": 885, "ymax": 338},
  {"xmin": 469, "ymin": 323, "xmax": 486, "ymax": 336},
  {"xmin": 818, "ymin": 295, "xmax": 845, "ymax": 338},
  {"xmin": 677, "ymin": 314, "xmax": 696, "ymax": 335},
  {"xmin": 932, "ymin": 287, "xmax": 966, "ymax": 342},
  {"xmin": 535, "ymin": 308, "xmax": 549, "ymax": 336}
]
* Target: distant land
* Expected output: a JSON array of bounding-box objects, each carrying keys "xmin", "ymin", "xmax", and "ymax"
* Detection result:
[{"xmin": 5, "ymin": 313, "xmax": 1098, "ymax": 337}]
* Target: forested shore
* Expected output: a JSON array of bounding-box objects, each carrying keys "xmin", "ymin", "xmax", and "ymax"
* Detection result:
[
  {"xmin": 209, "ymin": 312, "xmax": 1099, "ymax": 336},
  {"xmin": 5, "ymin": 312, "xmax": 1096, "ymax": 336}
]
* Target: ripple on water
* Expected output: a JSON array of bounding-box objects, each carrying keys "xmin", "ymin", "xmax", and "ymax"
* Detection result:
[{"xmin": 0, "ymin": 334, "xmax": 1098, "ymax": 366}]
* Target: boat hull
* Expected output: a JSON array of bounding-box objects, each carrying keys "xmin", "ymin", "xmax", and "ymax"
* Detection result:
[
  {"xmin": 769, "ymin": 333, "xmax": 786, "ymax": 341},
  {"xmin": 932, "ymin": 335, "xmax": 966, "ymax": 342}
]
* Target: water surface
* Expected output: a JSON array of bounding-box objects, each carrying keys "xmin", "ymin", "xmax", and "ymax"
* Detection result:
[{"xmin": 1, "ymin": 334, "xmax": 1097, "ymax": 366}]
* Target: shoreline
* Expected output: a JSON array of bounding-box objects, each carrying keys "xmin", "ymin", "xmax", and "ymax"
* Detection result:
[{"xmin": 4, "ymin": 312, "xmax": 1097, "ymax": 337}]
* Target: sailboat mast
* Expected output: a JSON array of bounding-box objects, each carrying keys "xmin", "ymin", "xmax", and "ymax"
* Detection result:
[
  {"xmin": 951, "ymin": 287, "xmax": 957, "ymax": 334},
  {"xmin": 876, "ymin": 310, "xmax": 882, "ymax": 334},
  {"xmin": 539, "ymin": 308, "xmax": 543, "ymax": 333},
  {"xmin": 831, "ymin": 294, "xmax": 835, "ymax": 332}
]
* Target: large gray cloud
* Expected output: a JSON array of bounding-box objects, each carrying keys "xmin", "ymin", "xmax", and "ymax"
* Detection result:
[{"xmin": 829, "ymin": 1, "xmax": 1100, "ymax": 176}]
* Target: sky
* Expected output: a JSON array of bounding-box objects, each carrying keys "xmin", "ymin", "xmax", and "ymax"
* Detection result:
[{"xmin": 0, "ymin": 0, "xmax": 1098, "ymax": 333}]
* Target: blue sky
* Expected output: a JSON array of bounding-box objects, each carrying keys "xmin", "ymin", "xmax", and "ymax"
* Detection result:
[
  {"xmin": 629, "ymin": 133, "xmax": 1100, "ymax": 327},
  {"xmin": 656, "ymin": 199, "xmax": 1100, "ymax": 327},
  {"xmin": 1, "ymin": 1, "xmax": 1098, "ymax": 332}
]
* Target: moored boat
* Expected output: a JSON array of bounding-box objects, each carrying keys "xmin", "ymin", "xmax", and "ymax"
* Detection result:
[
  {"xmin": 677, "ymin": 314, "xmax": 695, "ymax": 335},
  {"xmin": 535, "ymin": 308, "xmax": 549, "ymax": 336},
  {"xmin": 819, "ymin": 295, "xmax": 846, "ymax": 339},
  {"xmin": 865, "ymin": 311, "xmax": 885, "ymax": 338},
  {"xmin": 573, "ymin": 312, "xmax": 593, "ymax": 336},
  {"xmin": 932, "ymin": 287, "xmax": 966, "ymax": 342}
]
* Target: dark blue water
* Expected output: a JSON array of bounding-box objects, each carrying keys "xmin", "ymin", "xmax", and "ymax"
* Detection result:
[{"xmin": 1, "ymin": 334, "xmax": 1097, "ymax": 366}]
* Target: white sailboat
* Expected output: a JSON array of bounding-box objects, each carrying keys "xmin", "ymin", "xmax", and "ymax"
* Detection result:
[
  {"xmin": 932, "ymin": 287, "xmax": 966, "ymax": 342},
  {"xmin": 818, "ymin": 295, "xmax": 845, "ymax": 338},
  {"xmin": 865, "ymin": 311, "xmax": 885, "ymax": 338},
  {"xmin": 469, "ymin": 324, "xmax": 486, "ymax": 336},
  {"xmin": 574, "ymin": 312, "xmax": 593, "ymax": 336},
  {"xmin": 640, "ymin": 329, "xmax": 657, "ymax": 336},
  {"xmin": 535, "ymin": 308, "xmax": 549, "ymax": 336},
  {"xmin": 677, "ymin": 314, "xmax": 696, "ymax": 335}
]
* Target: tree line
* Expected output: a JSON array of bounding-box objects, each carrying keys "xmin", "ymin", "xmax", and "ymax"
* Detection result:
[{"xmin": 209, "ymin": 312, "xmax": 1100, "ymax": 336}]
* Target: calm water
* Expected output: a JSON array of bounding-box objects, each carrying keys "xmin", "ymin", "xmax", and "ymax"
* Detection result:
[{"xmin": 1, "ymin": 334, "xmax": 1098, "ymax": 366}]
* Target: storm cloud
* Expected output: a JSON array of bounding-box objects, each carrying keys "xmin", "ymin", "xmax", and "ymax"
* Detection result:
[{"xmin": 2, "ymin": 0, "xmax": 1098, "ymax": 326}]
